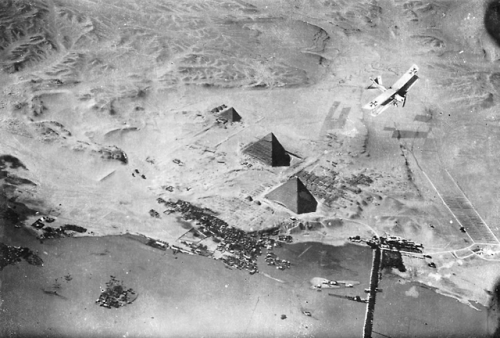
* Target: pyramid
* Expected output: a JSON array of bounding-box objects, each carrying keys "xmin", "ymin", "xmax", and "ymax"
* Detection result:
[
  {"xmin": 266, "ymin": 177, "xmax": 317, "ymax": 214},
  {"xmin": 218, "ymin": 107, "xmax": 242, "ymax": 122},
  {"xmin": 243, "ymin": 133, "xmax": 290, "ymax": 167}
]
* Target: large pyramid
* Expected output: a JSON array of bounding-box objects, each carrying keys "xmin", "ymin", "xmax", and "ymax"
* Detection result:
[
  {"xmin": 266, "ymin": 177, "xmax": 317, "ymax": 214},
  {"xmin": 218, "ymin": 107, "xmax": 242, "ymax": 123},
  {"xmin": 242, "ymin": 133, "xmax": 290, "ymax": 167}
]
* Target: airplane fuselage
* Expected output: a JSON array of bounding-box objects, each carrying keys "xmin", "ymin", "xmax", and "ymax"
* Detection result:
[
  {"xmin": 394, "ymin": 94, "xmax": 404, "ymax": 104},
  {"xmin": 363, "ymin": 64, "xmax": 419, "ymax": 117}
]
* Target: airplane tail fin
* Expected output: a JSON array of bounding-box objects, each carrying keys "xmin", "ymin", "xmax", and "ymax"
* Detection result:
[{"xmin": 367, "ymin": 76, "xmax": 386, "ymax": 92}]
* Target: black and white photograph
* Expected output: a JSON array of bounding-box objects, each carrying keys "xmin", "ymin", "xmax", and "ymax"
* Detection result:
[{"xmin": 0, "ymin": 0, "xmax": 499, "ymax": 337}]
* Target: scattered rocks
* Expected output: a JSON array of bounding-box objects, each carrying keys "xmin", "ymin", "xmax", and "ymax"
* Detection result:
[
  {"xmin": 132, "ymin": 169, "xmax": 147, "ymax": 179},
  {"xmin": 97, "ymin": 145, "xmax": 128, "ymax": 164},
  {"xmin": 162, "ymin": 185, "xmax": 174, "ymax": 192},
  {"xmin": 149, "ymin": 209, "xmax": 160, "ymax": 218},
  {"xmin": 210, "ymin": 104, "xmax": 227, "ymax": 113}
]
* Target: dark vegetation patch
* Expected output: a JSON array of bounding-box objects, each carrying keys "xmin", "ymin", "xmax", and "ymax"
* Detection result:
[
  {"xmin": 40, "ymin": 224, "xmax": 87, "ymax": 239},
  {"xmin": 488, "ymin": 277, "xmax": 500, "ymax": 337},
  {"xmin": 95, "ymin": 276, "xmax": 137, "ymax": 309},
  {"xmin": 381, "ymin": 250, "xmax": 406, "ymax": 273},
  {"xmin": 0, "ymin": 242, "xmax": 43, "ymax": 270}
]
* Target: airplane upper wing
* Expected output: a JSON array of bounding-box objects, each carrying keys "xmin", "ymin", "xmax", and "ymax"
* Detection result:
[
  {"xmin": 362, "ymin": 89, "xmax": 396, "ymax": 110},
  {"xmin": 390, "ymin": 64, "xmax": 419, "ymax": 92}
]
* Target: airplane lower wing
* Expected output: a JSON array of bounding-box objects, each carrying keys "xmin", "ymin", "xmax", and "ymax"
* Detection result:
[
  {"xmin": 370, "ymin": 104, "xmax": 392, "ymax": 117},
  {"xmin": 363, "ymin": 64, "xmax": 419, "ymax": 117},
  {"xmin": 362, "ymin": 88, "xmax": 396, "ymax": 110}
]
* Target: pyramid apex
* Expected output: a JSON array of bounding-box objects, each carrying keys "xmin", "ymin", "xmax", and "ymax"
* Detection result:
[
  {"xmin": 243, "ymin": 132, "xmax": 290, "ymax": 167},
  {"xmin": 263, "ymin": 132, "xmax": 276, "ymax": 141},
  {"xmin": 265, "ymin": 176, "xmax": 317, "ymax": 214},
  {"xmin": 218, "ymin": 107, "xmax": 242, "ymax": 122}
]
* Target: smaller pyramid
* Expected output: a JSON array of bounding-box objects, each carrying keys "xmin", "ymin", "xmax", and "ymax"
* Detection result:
[
  {"xmin": 218, "ymin": 107, "xmax": 242, "ymax": 123},
  {"xmin": 266, "ymin": 177, "xmax": 317, "ymax": 214},
  {"xmin": 243, "ymin": 133, "xmax": 290, "ymax": 167}
]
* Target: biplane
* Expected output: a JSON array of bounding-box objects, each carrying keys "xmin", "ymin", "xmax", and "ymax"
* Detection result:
[{"xmin": 362, "ymin": 64, "xmax": 419, "ymax": 117}]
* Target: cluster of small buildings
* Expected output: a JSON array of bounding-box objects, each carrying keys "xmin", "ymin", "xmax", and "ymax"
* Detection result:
[
  {"xmin": 295, "ymin": 170, "xmax": 345, "ymax": 207},
  {"xmin": 379, "ymin": 235, "xmax": 423, "ymax": 253},
  {"xmin": 350, "ymin": 235, "xmax": 423, "ymax": 253},
  {"xmin": 29, "ymin": 216, "xmax": 87, "ymax": 239},
  {"xmin": 345, "ymin": 173, "xmax": 374, "ymax": 186},
  {"xmin": 146, "ymin": 238, "xmax": 168, "ymax": 251},
  {"xmin": 265, "ymin": 252, "xmax": 291, "ymax": 270},
  {"xmin": 221, "ymin": 254, "xmax": 258, "ymax": 274},
  {"xmin": 210, "ymin": 104, "xmax": 228, "ymax": 113},
  {"xmin": 277, "ymin": 235, "xmax": 293, "ymax": 243},
  {"xmin": 156, "ymin": 198, "xmax": 294, "ymax": 274},
  {"xmin": 31, "ymin": 216, "xmax": 56, "ymax": 229},
  {"xmin": 179, "ymin": 240, "xmax": 211, "ymax": 256}
]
